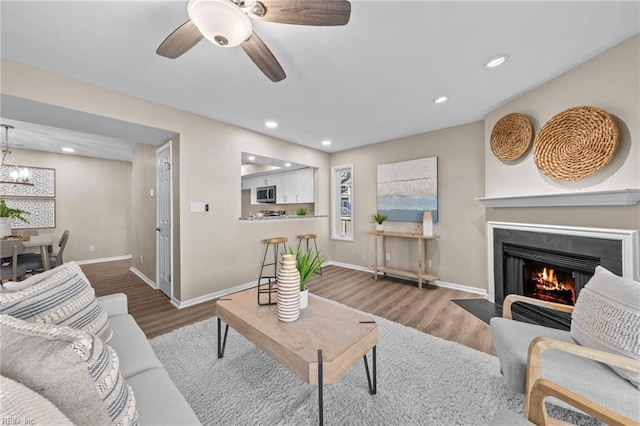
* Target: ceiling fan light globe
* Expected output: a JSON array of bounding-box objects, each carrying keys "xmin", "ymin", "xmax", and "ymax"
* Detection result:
[{"xmin": 187, "ymin": 0, "xmax": 252, "ymax": 48}]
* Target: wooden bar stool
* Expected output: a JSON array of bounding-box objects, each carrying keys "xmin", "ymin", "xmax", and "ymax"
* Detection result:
[
  {"xmin": 257, "ymin": 237, "xmax": 288, "ymax": 305},
  {"xmin": 296, "ymin": 234, "xmax": 322, "ymax": 276}
]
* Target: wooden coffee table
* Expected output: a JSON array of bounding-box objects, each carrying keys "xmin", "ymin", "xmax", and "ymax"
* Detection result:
[{"xmin": 215, "ymin": 288, "xmax": 378, "ymax": 425}]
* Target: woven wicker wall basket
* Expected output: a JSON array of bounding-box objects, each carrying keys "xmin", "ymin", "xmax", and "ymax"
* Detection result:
[
  {"xmin": 490, "ymin": 113, "xmax": 533, "ymax": 161},
  {"xmin": 533, "ymin": 106, "xmax": 619, "ymax": 181}
]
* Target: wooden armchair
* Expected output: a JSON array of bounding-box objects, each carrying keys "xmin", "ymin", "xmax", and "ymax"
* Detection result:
[
  {"xmin": 526, "ymin": 338, "xmax": 640, "ymax": 425},
  {"xmin": 492, "ymin": 375, "xmax": 640, "ymax": 425},
  {"xmin": 490, "ymin": 379, "xmax": 639, "ymax": 426},
  {"xmin": 491, "ymin": 268, "xmax": 640, "ymax": 425}
]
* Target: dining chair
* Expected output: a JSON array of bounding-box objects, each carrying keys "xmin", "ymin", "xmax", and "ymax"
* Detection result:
[
  {"xmin": 1, "ymin": 240, "xmax": 28, "ymax": 282},
  {"xmin": 18, "ymin": 230, "xmax": 70, "ymax": 272}
]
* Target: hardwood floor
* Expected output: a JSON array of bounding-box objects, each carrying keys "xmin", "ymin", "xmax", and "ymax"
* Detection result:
[
  {"xmin": 305, "ymin": 266, "xmax": 496, "ymax": 355},
  {"xmin": 82, "ymin": 260, "xmax": 217, "ymax": 339},
  {"xmin": 82, "ymin": 260, "xmax": 495, "ymax": 354}
]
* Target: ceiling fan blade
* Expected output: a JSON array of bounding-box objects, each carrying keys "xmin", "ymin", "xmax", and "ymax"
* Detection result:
[
  {"xmin": 241, "ymin": 32, "xmax": 286, "ymax": 82},
  {"xmin": 252, "ymin": 0, "xmax": 351, "ymax": 26},
  {"xmin": 156, "ymin": 20, "xmax": 203, "ymax": 59}
]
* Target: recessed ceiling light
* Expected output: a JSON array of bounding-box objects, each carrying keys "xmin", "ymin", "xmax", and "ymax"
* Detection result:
[
  {"xmin": 322, "ymin": 140, "xmax": 332, "ymax": 146},
  {"xmin": 62, "ymin": 147, "xmax": 75, "ymax": 153},
  {"xmin": 434, "ymin": 96, "xmax": 448, "ymax": 104},
  {"xmin": 247, "ymin": 155, "xmax": 255, "ymax": 161},
  {"xmin": 284, "ymin": 162, "xmax": 291, "ymax": 167},
  {"xmin": 265, "ymin": 121, "xmax": 278, "ymax": 128},
  {"xmin": 484, "ymin": 55, "xmax": 508, "ymax": 68}
]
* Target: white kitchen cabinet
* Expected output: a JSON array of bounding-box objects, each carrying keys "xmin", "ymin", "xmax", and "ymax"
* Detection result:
[
  {"xmin": 277, "ymin": 168, "xmax": 314, "ymax": 204},
  {"xmin": 292, "ymin": 168, "xmax": 314, "ymax": 203},
  {"xmin": 276, "ymin": 172, "xmax": 296, "ymax": 204},
  {"xmin": 247, "ymin": 168, "xmax": 314, "ymax": 205},
  {"xmin": 257, "ymin": 176, "xmax": 277, "ymax": 187}
]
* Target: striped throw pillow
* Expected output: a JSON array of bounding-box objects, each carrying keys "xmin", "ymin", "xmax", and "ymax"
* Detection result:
[
  {"xmin": 0, "ymin": 314, "xmax": 138, "ymax": 426},
  {"xmin": 0, "ymin": 262, "xmax": 112, "ymax": 343}
]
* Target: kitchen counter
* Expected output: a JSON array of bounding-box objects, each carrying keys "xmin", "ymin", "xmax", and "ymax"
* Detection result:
[{"xmin": 239, "ymin": 215, "xmax": 328, "ymax": 221}]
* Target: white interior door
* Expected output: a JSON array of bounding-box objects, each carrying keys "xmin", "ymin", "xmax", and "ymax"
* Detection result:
[{"xmin": 156, "ymin": 143, "xmax": 172, "ymax": 297}]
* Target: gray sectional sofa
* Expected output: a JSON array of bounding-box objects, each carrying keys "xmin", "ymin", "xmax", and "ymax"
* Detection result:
[{"xmin": 98, "ymin": 293, "xmax": 201, "ymax": 425}]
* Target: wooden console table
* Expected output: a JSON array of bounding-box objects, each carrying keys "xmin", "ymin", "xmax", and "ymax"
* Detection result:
[{"xmin": 368, "ymin": 231, "xmax": 440, "ymax": 289}]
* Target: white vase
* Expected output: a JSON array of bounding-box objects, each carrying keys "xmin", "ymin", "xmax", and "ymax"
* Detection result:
[
  {"xmin": 376, "ymin": 223, "xmax": 384, "ymax": 232},
  {"xmin": 423, "ymin": 211, "xmax": 433, "ymax": 236},
  {"xmin": 277, "ymin": 254, "xmax": 300, "ymax": 322},
  {"xmin": 300, "ymin": 289, "xmax": 309, "ymax": 309},
  {"xmin": 0, "ymin": 218, "xmax": 11, "ymax": 238}
]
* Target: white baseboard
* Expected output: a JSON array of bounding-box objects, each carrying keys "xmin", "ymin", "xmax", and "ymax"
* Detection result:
[
  {"xmin": 171, "ymin": 280, "xmax": 257, "ymax": 309},
  {"xmin": 129, "ymin": 266, "xmax": 158, "ymax": 290},
  {"xmin": 325, "ymin": 261, "xmax": 487, "ymax": 297},
  {"xmin": 324, "ymin": 260, "xmax": 372, "ymax": 273},
  {"xmin": 168, "ymin": 261, "xmax": 486, "ymax": 310},
  {"xmin": 76, "ymin": 255, "xmax": 132, "ymax": 265},
  {"xmin": 432, "ymin": 280, "xmax": 487, "ymax": 296}
]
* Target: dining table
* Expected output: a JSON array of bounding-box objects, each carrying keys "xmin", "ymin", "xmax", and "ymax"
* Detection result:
[{"xmin": 20, "ymin": 234, "xmax": 54, "ymax": 271}]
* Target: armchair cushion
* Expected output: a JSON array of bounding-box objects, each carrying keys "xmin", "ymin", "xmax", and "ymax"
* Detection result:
[
  {"xmin": 491, "ymin": 317, "xmax": 573, "ymax": 393},
  {"xmin": 571, "ymin": 266, "xmax": 640, "ymax": 388}
]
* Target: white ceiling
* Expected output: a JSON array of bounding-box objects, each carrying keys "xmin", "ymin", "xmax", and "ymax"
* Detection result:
[
  {"xmin": 1, "ymin": 0, "xmax": 639, "ymax": 159},
  {"xmin": 0, "ymin": 95, "xmax": 177, "ymax": 162}
]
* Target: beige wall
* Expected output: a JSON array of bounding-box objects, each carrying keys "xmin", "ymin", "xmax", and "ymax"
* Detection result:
[
  {"xmin": 5, "ymin": 148, "xmax": 132, "ymax": 261},
  {"xmin": 1, "ymin": 59, "xmax": 330, "ymax": 301},
  {"xmin": 330, "ymin": 122, "xmax": 487, "ymax": 290},
  {"xmin": 131, "ymin": 143, "xmax": 157, "ymax": 280},
  {"xmin": 484, "ymin": 34, "xmax": 640, "ymax": 230},
  {"xmin": 3, "ymin": 34, "xmax": 637, "ymax": 299},
  {"xmin": 327, "ymin": 34, "xmax": 640, "ymax": 293}
]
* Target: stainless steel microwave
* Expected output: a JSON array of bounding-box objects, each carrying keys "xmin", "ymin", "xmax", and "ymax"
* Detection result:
[{"xmin": 256, "ymin": 185, "xmax": 276, "ymax": 203}]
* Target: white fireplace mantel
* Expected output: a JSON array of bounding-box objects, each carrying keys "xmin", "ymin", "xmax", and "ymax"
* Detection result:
[
  {"xmin": 477, "ymin": 188, "xmax": 640, "ymax": 208},
  {"xmin": 486, "ymin": 222, "xmax": 639, "ymax": 303}
]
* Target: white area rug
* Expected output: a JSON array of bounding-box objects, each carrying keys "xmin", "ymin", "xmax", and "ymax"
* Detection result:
[{"xmin": 150, "ymin": 299, "xmax": 596, "ymax": 425}]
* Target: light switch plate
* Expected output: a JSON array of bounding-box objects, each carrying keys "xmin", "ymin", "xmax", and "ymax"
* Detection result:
[{"xmin": 190, "ymin": 202, "xmax": 208, "ymax": 213}]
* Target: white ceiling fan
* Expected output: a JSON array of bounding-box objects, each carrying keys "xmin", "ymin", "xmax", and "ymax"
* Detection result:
[{"xmin": 156, "ymin": 0, "xmax": 352, "ymax": 82}]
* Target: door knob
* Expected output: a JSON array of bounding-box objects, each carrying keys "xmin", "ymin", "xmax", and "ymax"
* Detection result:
[{"xmin": 155, "ymin": 227, "xmax": 161, "ymax": 232}]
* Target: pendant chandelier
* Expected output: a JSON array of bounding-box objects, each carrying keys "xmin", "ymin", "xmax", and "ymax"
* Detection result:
[{"xmin": 1, "ymin": 124, "xmax": 33, "ymax": 186}]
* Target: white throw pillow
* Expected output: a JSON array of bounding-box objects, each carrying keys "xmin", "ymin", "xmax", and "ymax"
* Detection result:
[
  {"xmin": 0, "ymin": 314, "xmax": 138, "ymax": 426},
  {"xmin": 0, "ymin": 375, "xmax": 74, "ymax": 425},
  {"xmin": 0, "ymin": 261, "xmax": 113, "ymax": 342},
  {"xmin": 571, "ymin": 265, "xmax": 640, "ymax": 388}
]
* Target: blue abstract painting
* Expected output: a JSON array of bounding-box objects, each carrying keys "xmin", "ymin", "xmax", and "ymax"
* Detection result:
[{"xmin": 377, "ymin": 157, "xmax": 438, "ymax": 222}]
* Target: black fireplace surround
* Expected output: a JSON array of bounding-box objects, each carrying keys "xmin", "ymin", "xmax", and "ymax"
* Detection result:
[{"xmin": 493, "ymin": 228, "xmax": 623, "ymax": 329}]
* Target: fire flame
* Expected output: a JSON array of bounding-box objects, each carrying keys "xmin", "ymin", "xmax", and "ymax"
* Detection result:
[
  {"xmin": 534, "ymin": 267, "xmax": 569, "ymax": 290},
  {"xmin": 531, "ymin": 268, "xmax": 575, "ymax": 303}
]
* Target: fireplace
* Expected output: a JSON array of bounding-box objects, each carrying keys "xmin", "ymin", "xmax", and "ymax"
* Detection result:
[
  {"xmin": 488, "ymin": 222, "xmax": 639, "ymax": 330},
  {"xmin": 502, "ymin": 243, "xmax": 602, "ymax": 328}
]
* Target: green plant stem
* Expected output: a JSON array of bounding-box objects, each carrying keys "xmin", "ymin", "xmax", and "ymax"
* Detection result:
[{"xmin": 283, "ymin": 247, "xmax": 324, "ymax": 291}]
